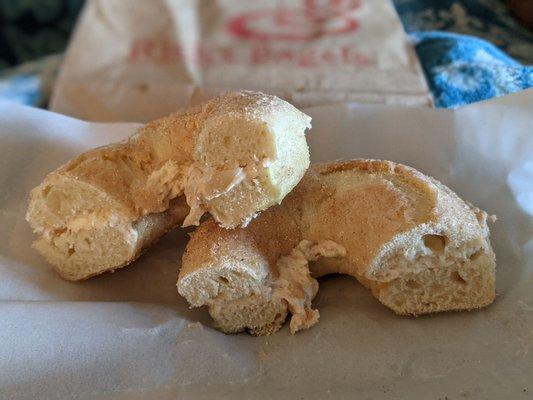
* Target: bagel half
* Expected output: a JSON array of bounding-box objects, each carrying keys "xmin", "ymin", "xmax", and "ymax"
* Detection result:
[
  {"xmin": 26, "ymin": 91, "xmax": 311, "ymax": 280},
  {"xmin": 177, "ymin": 160, "xmax": 496, "ymax": 335}
]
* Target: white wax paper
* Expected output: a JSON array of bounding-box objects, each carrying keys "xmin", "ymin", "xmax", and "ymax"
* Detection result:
[{"xmin": 0, "ymin": 91, "xmax": 532, "ymax": 399}]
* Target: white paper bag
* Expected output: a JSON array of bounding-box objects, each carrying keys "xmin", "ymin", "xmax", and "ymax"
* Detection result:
[{"xmin": 50, "ymin": 0, "xmax": 431, "ymax": 122}]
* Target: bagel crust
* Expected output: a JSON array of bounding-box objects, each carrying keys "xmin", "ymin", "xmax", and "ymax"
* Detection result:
[
  {"xmin": 177, "ymin": 160, "xmax": 496, "ymax": 335},
  {"xmin": 26, "ymin": 91, "xmax": 311, "ymax": 280}
]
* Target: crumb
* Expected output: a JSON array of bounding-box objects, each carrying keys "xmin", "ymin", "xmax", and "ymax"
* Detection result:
[
  {"xmin": 460, "ymin": 390, "xmax": 470, "ymax": 398},
  {"xmin": 257, "ymin": 350, "xmax": 268, "ymax": 360},
  {"xmin": 187, "ymin": 321, "xmax": 204, "ymax": 330}
]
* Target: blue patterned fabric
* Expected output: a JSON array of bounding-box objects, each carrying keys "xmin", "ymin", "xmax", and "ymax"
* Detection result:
[
  {"xmin": 396, "ymin": 0, "xmax": 533, "ymax": 108},
  {"xmin": 0, "ymin": 54, "xmax": 62, "ymax": 107},
  {"xmin": 0, "ymin": 0, "xmax": 532, "ymax": 109},
  {"xmin": 395, "ymin": 0, "xmax": 533, "ymax": 64},
  {"xmin": 412, "ymin": 31, "xmax": 533, "ymax": 107}
]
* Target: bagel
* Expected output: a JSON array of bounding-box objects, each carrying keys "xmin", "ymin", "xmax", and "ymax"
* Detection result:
[
  {"xmin": 26, "ymin": 91, "xmax": 311, "ymax": 281},
  {"xmin": 177, "ymin": 160, "xmax": 496, "ymax": 335}
]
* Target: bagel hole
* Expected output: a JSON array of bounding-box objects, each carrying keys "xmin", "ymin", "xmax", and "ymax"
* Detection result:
[
  {"xmin": 423, "ymin": 234, "xmax": 447, "ymax": 252},
  {"xmin": 451, "ymin": 271, "xmax": 467, "ymax": 284}
]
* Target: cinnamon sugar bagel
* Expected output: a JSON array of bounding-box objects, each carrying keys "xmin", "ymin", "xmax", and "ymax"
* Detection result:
[
  {"xmin": 177, "ymin": 160, "xmax": 496, "ymax": 335},
  {"xmin": 26, "ymin": 91, "xmax": 311, "ymax": 280}
]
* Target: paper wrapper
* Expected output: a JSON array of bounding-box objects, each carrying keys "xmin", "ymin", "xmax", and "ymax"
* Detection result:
[
  {"xmin": 50, "ymin": 0, "xmax": 431, "ymax": 122},
  {"xmin": 1, "ymin": 90, "xmax": 532, "ymax": 399}
]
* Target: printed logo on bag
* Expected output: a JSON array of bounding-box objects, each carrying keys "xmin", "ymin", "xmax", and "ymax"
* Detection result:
[
  {"xmin": 127, "ymin": 0, "xmax": 371, "ymax": 68},
  {"xmin": 227, "ymin": 0, "xmax": 361, "ymax": 41}
]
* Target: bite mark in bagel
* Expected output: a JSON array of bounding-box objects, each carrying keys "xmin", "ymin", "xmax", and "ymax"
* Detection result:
[{"xmin": 177, "ymin": 160, "xmax": 496, "ymax": 335}]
